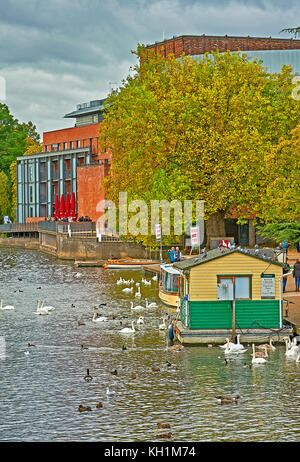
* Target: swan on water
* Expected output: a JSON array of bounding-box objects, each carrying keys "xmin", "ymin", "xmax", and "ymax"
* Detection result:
[
  {"xmin": 284, "ymin": 337, "xmax": 299, "ymax": 358},
  {"xmin": 122, "ymin": 287, "xmax": 133, "ymax": 293},
  {"xmin": 251, "ymin": 343, "xmax": 268, "ymax": 359},
  {"xmin": 41, "ymin": 300, "xmax": 55, "ymax": 312},
  {"xmin": 137, "ymin": 316, "xmax": 145, "ymax": 324},
  {"xmin": 145, "ymin": 299, "xmax": 158, "ymax": 308},
  {"xmin": 257, "ymin": 337, "xmax": 276, "ymax": 351},
  {"xmin": 119, "ymin": 321, "xmax": 136, "ymax": 334},
  {"xmin": 251, "ymin": 344, "xmax": 267, "ymax": 364},
  {"xmin": 92, "ymin": 312, "xmax": 107, "ymax": 322},
  {"xmin": 106, "ymin": 387, "xmax": 115, "ymax": 396},
  {"xmin": 159, "ymin": 318, "xmax": 167, "ymax": 330},
  {"xmin": 224, "ymin": 335, "xmax": 247, "ymax": 354},
  {"xmin": 152, "ymin": 274, "xmax": 158, "ymax": 281},
  {"xmin": 130, "ymin": 301, "xmax": 144, "ymax": 311},
  {"xmin": 34, "ymin": 300, "xmax": 49, "ymax": 315},
  {"xmin": 135, "ymin": 286, "xmax": 141, "ymax": 298},
  {"xmin": 0, "ymin": 299, "xmax": 15, "ymax": 310}
]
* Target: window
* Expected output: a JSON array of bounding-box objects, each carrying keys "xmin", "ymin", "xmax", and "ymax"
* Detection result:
[{"xmin": 217, "ymin": 275, "xmax": 251, "ymax": 300}]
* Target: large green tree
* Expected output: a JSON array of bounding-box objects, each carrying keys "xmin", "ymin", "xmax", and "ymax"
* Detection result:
[{"xmin": 100, "ymin": 48, "xmax": 299, "ymax": 245}]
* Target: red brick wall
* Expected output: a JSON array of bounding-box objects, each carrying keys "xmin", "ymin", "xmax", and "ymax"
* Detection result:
[
  {"xmin": 147, "ymin": 35, "xmax": 300, "ymax": 58},
  {"xmin": 76, "ymin": 164, "xmax": 109, "ymax": 223},
  {"xmin": 43, "ymin": 124, "xmax": 100, "ymax": 154}
]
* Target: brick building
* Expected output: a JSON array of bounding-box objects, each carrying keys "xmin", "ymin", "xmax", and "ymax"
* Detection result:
[{"xmin": 17, "ymin": 99, "xmax": 111, "ymax": 223}]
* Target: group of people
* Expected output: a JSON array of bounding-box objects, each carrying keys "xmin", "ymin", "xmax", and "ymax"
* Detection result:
[
  {"xmin": 77, "ymin": 216, "xmax": 92, "ymax": 222},
  {"xmin": 167, "ymin": 246, "xmax": 182, "ymax": 263},
  {"xmin": 282, "ymin": 258, "xmax": 300, "ymax": 293}
]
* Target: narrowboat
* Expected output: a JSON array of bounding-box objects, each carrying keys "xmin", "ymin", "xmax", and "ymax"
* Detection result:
[{"xmin": 104, "ymin": 258, "xmax": 160, "ymax": 269}]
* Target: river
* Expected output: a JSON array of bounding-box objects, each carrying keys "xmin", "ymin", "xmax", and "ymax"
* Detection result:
[{"xmin": 0, "ymin": 247, "xmax": 299, "ymax": 442}]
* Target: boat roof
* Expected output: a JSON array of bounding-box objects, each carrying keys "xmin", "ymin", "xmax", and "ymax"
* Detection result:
[
  {"xmin": 173, "ymin": 247, "xmax": 286, "ymax": 272},
  {"xmin": 160, "ymin": 264, "xmax": 181, "ymax": 275}
]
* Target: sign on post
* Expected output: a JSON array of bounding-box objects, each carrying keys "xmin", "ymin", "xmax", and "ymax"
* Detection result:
[
  {"xmin": 261, "ymin": 274, "xmax": 275, "ymax": 299},
  {"xmin": 190, "ymin": 226, "xmax": 199, "ymax": 247},
  {"xmin": 155, "ymin": 223, "xmax": 161, "ymax": 240}
]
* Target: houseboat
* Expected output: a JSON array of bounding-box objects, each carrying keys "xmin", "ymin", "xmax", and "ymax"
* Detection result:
[
  {"xmin": 173, "ymin": 247, "xmax": 293, "ymax": 344},
  {"xmin": 158, "ymin": 264, "xmax": 181, "ymax": 307}
]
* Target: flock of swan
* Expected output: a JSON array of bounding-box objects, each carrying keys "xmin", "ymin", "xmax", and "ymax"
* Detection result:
[{"xmin": 219, "ymin": 334, "xmax": 300, "ymax": 365}]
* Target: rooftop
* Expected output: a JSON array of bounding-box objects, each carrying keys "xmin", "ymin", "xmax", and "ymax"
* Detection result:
[
  {"xmin": 64, "ymin": 98, "xmax": 106, "ymax": 119},
  {"xmin": 174, "ymin": 247, "xmax": 286, "ymax": 271}
]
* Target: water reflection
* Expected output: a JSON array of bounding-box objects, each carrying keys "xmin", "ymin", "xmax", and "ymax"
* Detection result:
[{"xmin": 0, "ymin": 247, "xmax": 299, "ymax": 442}]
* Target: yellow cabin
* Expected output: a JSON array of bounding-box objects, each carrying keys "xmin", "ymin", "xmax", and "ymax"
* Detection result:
[{"xmin": 173, "ymin": 248, "xmax": 291, "ymax": 344}]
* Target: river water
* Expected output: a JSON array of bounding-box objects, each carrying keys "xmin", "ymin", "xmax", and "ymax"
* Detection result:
[{"xmin": 0, "ymin": 247, "xmax": 299, "ymax": 442}]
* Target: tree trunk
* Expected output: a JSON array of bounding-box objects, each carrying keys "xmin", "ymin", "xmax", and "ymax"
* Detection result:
[{"xmin": 205, "ymin": 212, "xmax": 226, "ymax": 249}]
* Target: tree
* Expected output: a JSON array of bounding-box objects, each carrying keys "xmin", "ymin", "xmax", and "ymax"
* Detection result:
[
  {"xmin": 256, "ymin": 222, "xmax": 300, "ymax": 246},
  {"xmin": 23, "ymin": 137, "xmax": 42, "ymax": 156},
  {"xmin": 0, "ymin": 170, "xmax": 11, "ymax": 219},
  {"xmin": 281, "ymin": 27, "xmax": 300, "ymax": 37},
  {"xmin": 101, "ymin": 48, "xmax": 299, "ymax": 245}
]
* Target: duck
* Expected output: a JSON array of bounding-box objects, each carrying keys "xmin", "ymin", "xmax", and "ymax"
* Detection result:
[
  {"xmin": 137, "ymin": 316, "xmax": 145, "ymax": 324},
  {"xmin": 130, "ymin": 374, "xmax": 137, "ymax": 379},
  {"xmin": 119, "ymin": 321, "xmax": 136, "ymax": 334},
  {"xmin": 243, "ymin": 363, "xmax": 252, "ymax": 369},
  {"xmin": 78, "ymin": 320, "xmax": 85, "ymax": 326},
  {"xmin": 110, "ymin": 369, "xmax": 118, "ymax": 376},
  {"xmin": 159, "ymin": 318, "xmax": 167, "ymax": 330},
  {"xmin": 251, "ymin": 344, "xmax": 267, "ymax": 364},
  {"xmin": 130, "ymin": 301, "xmax": 144, "ymax": 311},
  {"xmin": 257, "ymin": 337, "xmax": 276, "ymax": 351},
  {"xmin": 152, "ymin": 366, "xmax": 160, "ymax": 372},
  {"xmin": 122, "ymin": 287, "xmax": 133, "ymax": 293},
  {"xmin": 27, "ymin": 343, "xmax": 35, "ymax": 347},
  {"xmin": 78, "ymin": 404, "xmax": 91, "ymax": 412},
  {"xmin": 81, "ymin": 344, "xmax": 88, "ymax": 350},
  {"xmin": 122, "ymin": 345, "xmax": 127, "ymax": 351},
  {"xmin": 157, "ymin": 423, "xmax": 171, "ymax": 429},
  {"xmin": 84, "ymin": 369, "xmax": 93, "ymax": 382},
  {"xmin": 215, "ymin": 395, "xmax": 240, "ymax": 405},
  {"xmin": 145, "ymin": 298, "xmax": 158, "ymax": 308},
  {"xmin": 96, "ymin": 402, "xmax": 103, "ymax": 408},
  {"xmin": 92, "ymin": 312, "xmax": 107, "ymax": 322},
  {"xmin": 106, "ymin": 387, "xmax": 115, "ymax": 396},
  {"xmin": 157, "ymin": 432, "xmax": 172, "ymax": 439},
  {"xmin": 0, "ymin": 299, "xmax": 15, "ymax": 310}
]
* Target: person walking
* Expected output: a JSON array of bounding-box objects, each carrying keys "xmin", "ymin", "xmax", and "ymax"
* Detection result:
[{"xmin": 293, "ymin": 259, "xmax": 300, "ymax": 292}]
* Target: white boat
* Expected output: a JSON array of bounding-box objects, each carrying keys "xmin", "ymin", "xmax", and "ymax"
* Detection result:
[{"xmin": 158, "ymin": 264, "xmax": 181, "ymax": 307}]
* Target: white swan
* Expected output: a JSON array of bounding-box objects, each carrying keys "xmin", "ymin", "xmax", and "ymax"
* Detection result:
[
  {"xmin": 284, "ymin": 337, "xmax": 299, "ymax": 358},
  {"xmin": 92, "ymin": 312, "xmax": 107, "ymax": 322},
  {"xmin": 219, "ymin": 338, "xmax": 235, "ymax": 349},
  {"xmin": 137, "ymin": 316, "xmax": 145, "ymax": 324},
  {"xmin": 159, "ymin": 317, "xmax": 167, "ymax": 330},
  {"xmin": 106, "ymin": 387, "xmax": 115, "ymax": 396},
  {"xmin": 122, "ymin": 287, "xmax": 133, "ymax": 293},
  {"xmin": 152, "ymin": 274, "xmax": 158, "ymax": 281},
  {"xmin": 145, "ymin": 298, "xmax": 158, "ymax": 308},
  {"xmin": 120, "ymin": 321, "xmax": 136, "ymax": 333},
  {"xmin": 224, "ymin": 335, "xmax": 247, "ymax": 354},
  {"xmin": 130, "ymin": 301, "xmax": 144, "ymax": 311},
  {"xmin": 135, "ymin": 286, "xmax": 141, "ymax": 298},
  {"xmin": 251, "ymin": 344, "xmax": 267, "ymax": 364},
  {"xmin": 34, "ymin": 300, "xmax": 49, "ymax": 316},
  {"xmin": 41, "ymin": 300, "xmax": 55, "ymax": 312},
  {"xmin": 0, "ymin": 299, "xmax": 15, "ymax": 310}
]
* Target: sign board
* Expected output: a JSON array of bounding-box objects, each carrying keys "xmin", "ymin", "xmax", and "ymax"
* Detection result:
[
  {"xmin": 190, "ymin": 226, "xmax": 199, "ymax": 247},
  {"xmin": 155, "ymin": 223, "xmax": 161, "ymax": 240},
  {"xmin": 261, "ymin": 274, "xmax": 275, "ymax": 299}
]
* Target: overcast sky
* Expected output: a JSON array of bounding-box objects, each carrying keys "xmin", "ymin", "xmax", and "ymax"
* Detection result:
[{"xmin": 0, "ymin": 0, "xmax": 299, "ymax": 138}]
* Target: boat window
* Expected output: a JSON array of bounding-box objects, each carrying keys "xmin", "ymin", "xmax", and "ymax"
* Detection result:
[{"xmin": 217, "ymin": 275, "xmax": 251, "ymax": 300}]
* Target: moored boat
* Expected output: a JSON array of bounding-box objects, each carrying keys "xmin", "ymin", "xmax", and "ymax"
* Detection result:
[
  {"xmin": 159, "ymin": 264, "xmax": 181, "ymax": 307},
  {"xmin": 104, "ymin": 258, "xmax": 160, "ymax": 269}
]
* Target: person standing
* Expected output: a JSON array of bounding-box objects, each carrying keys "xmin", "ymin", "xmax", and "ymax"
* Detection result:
[
  {"xmin": 293, "ymin": 259, "xmax": 300, "ymax": 292},
  {"xmin": 168, "ymin": 247, "xmax": 175, "ymax": 263},
  {"xmin": 168, "ymin": 321, "xmax": 175, "ymax": 346},
  {"xmin": 174, "ymin": 247, "xmax": 182, "ymax": 262}
]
